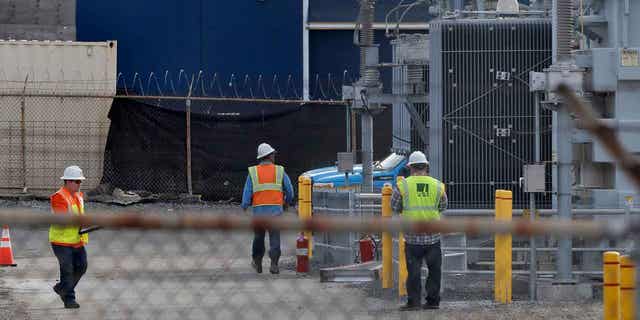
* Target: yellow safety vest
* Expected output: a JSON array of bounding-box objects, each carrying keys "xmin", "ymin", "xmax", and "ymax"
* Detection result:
[
  {"xmin": 49, "ymin": 188, "xmax": 88, "ymax": 246},
  {"xmin": 397, "ymin": 176, "xmax": 444, "ymax": 221}
]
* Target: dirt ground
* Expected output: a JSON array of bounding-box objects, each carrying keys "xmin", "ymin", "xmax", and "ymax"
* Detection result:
[{"xmin": 0, "ymin": 200, "xmax": 603, "ymax": 319}]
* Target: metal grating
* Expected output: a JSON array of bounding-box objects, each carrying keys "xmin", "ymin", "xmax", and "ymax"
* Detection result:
[{"xmin": 429, "ymin": 19, "xmax": 553, "ymax": 209}]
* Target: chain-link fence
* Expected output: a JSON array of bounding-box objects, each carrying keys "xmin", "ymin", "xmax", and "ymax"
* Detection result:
[
  {"xmin": 2, "ymin": 202, "xmax": 378, "ymax": 320},
  {"xmin": 0, "ymin": 90, "xmax": 361, "ymax": 203},
  {"xmin": 0, "ymin": 94, "xmax": 111, "ymax": 194},
  {"xmin": 0, "ymin": 201, "xmax": 629, "ymax": 319}
]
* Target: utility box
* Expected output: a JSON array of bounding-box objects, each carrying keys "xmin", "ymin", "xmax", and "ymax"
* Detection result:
[
  {"xmin": 523, "ymin": 165, "xmax": 545, "ymax": 193},
  {"xmin": 337, "ymin": 152, "xmax": 354, "ymax": 173}
]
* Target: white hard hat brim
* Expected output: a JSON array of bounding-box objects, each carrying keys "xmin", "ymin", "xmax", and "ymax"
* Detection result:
[
  {"xmin": 60, "ymin": 176, "xmax": 86, "ymax": 180},
  {"xmin": 256, "ymin": 150, "xmax": 276, "ymax": 159},
  {"xmin": 407, "ymin": 160, "xmax": 429, "ymax": 166}
]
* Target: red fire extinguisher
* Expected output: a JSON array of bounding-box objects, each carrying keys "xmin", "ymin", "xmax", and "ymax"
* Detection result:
[
  {"xmin": 296, "ymin": 233, "xmax": 309, "ymax": 273},
  {"xmin": 359, "ymin": 235, "xmax": 375, "ymax": 263}
]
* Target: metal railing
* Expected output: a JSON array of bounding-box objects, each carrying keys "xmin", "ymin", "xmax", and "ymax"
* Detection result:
[{"xmin": 312, "ymin": 190, "xmax": 637, "ymax": 292}]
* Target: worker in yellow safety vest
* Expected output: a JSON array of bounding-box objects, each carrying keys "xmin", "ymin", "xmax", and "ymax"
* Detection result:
[
  {"xmin": 241, "ymin": 143, "xmax": 295, "ymax": 274},
  {"xmin": 392, "ymin": 151, "xmax": 448, "ymax": 311},
  {"xmin": 50, "ymin": 166, "xmax": 89, "ymax": 309}
]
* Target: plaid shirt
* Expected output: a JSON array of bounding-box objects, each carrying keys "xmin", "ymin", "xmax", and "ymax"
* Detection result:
[{"xmin": 391, "ymin": 180, "xmax": 448, "ymax": 245}]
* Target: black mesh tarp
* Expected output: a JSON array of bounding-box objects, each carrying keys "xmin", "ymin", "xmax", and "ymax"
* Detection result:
[{"xmin": 101, "ymin": 98, "xmax": 391, "ymax": 201}]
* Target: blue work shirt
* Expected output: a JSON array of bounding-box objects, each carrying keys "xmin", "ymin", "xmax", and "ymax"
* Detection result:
[{"xmin": 241, "ymin": 163, "xmax": 295, "ymax": 216}]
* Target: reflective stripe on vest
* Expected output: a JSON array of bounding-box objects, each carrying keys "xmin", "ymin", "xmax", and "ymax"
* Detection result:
[
  {"xmin": 49, "ymin": 188, "xmax": 88, "ymax": 245},
  {"xmin": 397, "ymin": 176, "xmax": 443, "ymax": 221},
  {"xmin": 248, "ymin": 164, "xmax": 284, "ymax": 207}
]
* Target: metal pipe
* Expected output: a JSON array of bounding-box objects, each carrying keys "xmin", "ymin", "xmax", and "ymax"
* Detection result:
[
  {"xmin": 346, "ymin": 103, "xmax": 351, "ymax": 152},
  {"xmin": 530, "ymin": 92, "xmax": 541, "ymax": 300},
  {"xmin": 552, "ymin": 0, "xmax": 575, "ymax": 283},
  {"xmin": 429, "ymin": 209, "xmax": 638, "ymax": 216},
  {"xmin": 186, "ymin": 76, "xmax": 194, "ymax": 196},
  {"xmin": 20, "ymin": 75, "xmax": 28, "ymax": 192},
  {"xmin": 357, "ymin": 205, "xmax": 382, "ymax": 209},
  {"xmin": 357, "ymin": 0, "xmax": 377, "ymax": 193},
  {"xmin": 1, "ymin": 210, "xmax": 638, "ymax": 239},
  {"xmin": 361, "ymin": 112, "xmax": 374, "ymax": 192},
  {"xmin": 557, "ymin": 106, "xmax": 573, "ymax": 282},
  {"xmin": 442, "ymin": 247, "xmax": 629, "ymax": 252},
  {"xmin": 302, "ymin": 0, "xmax": 310, "ymax": 100},
  {"xmin": 441, "ymin": 270, "xmax": 604, "ymax": 275},
  {"xmin": 351, "ymin": 109, "xmax": 358, "ymax": 154},
  {"xmin": 454, "ymin": 10, "xmax": 546, "ymax": 14},
  {"xmin": 576, "ymin": 119, "xmax": 640, "ymax": 132},
  {"xmin": 352, "ymin": 207, "xmax": 640, "ymax": 215},
  {"xmin": 623, "ymin": 0, "xmax": 630, "ymax": 48},
  {"xmin": 356, "ymin": 193, "xmax": 382, "ymax": 199}
]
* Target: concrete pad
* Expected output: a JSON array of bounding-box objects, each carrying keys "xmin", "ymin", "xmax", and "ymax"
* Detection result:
[{"xmin": 536, "ymin": 282, "xmax": 594, "ymax": 302}]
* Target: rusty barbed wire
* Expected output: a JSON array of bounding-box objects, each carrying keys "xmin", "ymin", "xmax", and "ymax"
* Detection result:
[{"xmin": 114, "ymin": 70, "xmax": 354, "ymax": 102}]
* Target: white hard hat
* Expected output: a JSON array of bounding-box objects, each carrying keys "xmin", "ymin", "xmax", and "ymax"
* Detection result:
[
  {"xmin": 407, "ymin": 151, "xmax": 429, "ymax": 166},
  {"xmin": 257, "ymin": 143, "xmax": 276, "ymax": 159},
  {"xmin": 60, "ymin": 165, "xmax": 86, "ymax": 180},
  {"xmin": 496, "ymin": 0, "xmax": 519, "ymax": 13}
]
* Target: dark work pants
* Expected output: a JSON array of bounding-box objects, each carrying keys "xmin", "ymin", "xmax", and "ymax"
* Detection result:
[
  {"xmin": 52, "ymin": 244, "xmax": 87, "ymax": 302},
  {"xmin": 252, "ymin": 228, "xmax": 281, "ymax": 261},
  {"xmin": 405, "ymin": 242, "xmax": 442, "ymax": 306}
]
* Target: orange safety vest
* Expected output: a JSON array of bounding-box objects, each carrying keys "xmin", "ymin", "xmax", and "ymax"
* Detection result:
[
  {"xmin": 248, "ymin": 164, "xmax": 284, "ymax": 207},
  {"xmin": 49, "ymin": 187, "xmax": 88, "ymax": 247}
]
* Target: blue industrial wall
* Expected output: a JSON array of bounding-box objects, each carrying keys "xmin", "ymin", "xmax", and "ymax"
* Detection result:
[
  {"xmin": 77, "ymin": 1, "xmax": 302, "ymax": 85},
  {"xmin": 309, "ymin": 0, "xmax": 432, "ymax": 23}
]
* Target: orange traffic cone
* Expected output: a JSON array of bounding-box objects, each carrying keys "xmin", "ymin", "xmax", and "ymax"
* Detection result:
[{"xmin": 0, "ymin": 225, "xmax": 17, "ymax": 267}]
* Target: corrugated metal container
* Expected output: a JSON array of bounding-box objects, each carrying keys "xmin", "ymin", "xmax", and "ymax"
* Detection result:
[
  {"xmin": 0, "ymin": 40, "xmax": 116, "ymax": 94},
  {"xmin": 428, "ymin": 19, "xmax": 553, "ymax": 209},
  {"xmin": 0, "ymin": 40, "xmax": 117, "ymax": 192}
]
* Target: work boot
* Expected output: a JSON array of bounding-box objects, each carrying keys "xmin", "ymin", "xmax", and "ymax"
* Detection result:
[
  {"xmin": 251, "ymin": 257, "xmax": 263, "ymax": 274},
  {"xmin": 64, "ymin": 300, "xmax": 80, "ymax": 309},
  {"xmin": 399, "ymin": 302, "xmax": 421, "ymax": 312},
  {"xmin": 269, "ymin": 255, "xmax": 280, "ymax": 274},
  {"xmin": 53, "ymin": 284, "xmax": 65, "ymax": 304},
  {"xmin": 423, "ymin": 303, "xmax": 440, "ymax": 310},
  {"xmin": 269, "ymin": 261, "xmax": 279, "ymax": 274}
]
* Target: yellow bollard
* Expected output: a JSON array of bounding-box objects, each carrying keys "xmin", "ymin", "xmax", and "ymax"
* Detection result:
[
  {"xmin": 603, "ymin": 251, "xmax": 621, "ymax": 320},
  {"xmin": 620, "ymin": 255, "xmax": 635, "ymax": 320},
  {"xmin": 381, "ymin": 184, "xmax": 393, "ymax": 289},
  {"xmin": 494, "ymin": 189, "xmax": 512, "ymax": 304},
  {"xmin": 398, "ymin": 233, "xmax": 408, "ymax": 296},
  {"xmin": 298, "ymin": 176, "xmax": 313, "ymax": 258},
  {"xmin": 395, "ymin": 176, "xmax": 408, "ymax": 296},
  {"xmin": 298, "ymin": 175, "xmax": 305, "ymax": 218}
]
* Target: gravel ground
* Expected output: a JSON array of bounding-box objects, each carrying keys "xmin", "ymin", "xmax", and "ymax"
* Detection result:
[{"xmin": 0, "ymin": 200, "xmax": 603, "ymax": 319}]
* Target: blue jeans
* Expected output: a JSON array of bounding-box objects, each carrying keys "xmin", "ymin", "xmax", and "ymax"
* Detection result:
[
  {"xmin": 405, "ymin": 242, "xmax": 442, "ymax": 306},
  {"xmin": 252, "ymin": 228, "xmax": 281, "ymax": 261},
  {"xmin": 52, "ymin": 245, "xmax": 87, "ymax": 302}
]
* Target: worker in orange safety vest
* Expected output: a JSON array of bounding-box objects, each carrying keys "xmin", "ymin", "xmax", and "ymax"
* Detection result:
[
  {"xmin": 241, "ymin": 143, "xmax": 295, "ymax": 274},
  {"xmin": 50, "ymin": 165, "xmax": 89, "ymax": 309}
]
